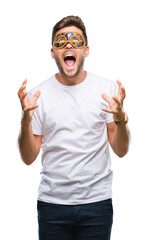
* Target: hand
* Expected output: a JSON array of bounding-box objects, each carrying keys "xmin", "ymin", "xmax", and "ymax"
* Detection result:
[
  {"xmin": 101, "ymin": 80, "xmax": 126, "ymax": 122},
  {"xmin": 18, "ymin": 79, "xmax": 41, "ymax": 123}
]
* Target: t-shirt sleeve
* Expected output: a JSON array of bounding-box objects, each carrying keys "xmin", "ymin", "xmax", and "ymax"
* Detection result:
[
  {"xmin": 28, "ymin": 92, "xmax": 43, "ymax": 135},
  {"xmin": 105, "ymin": 82, "xmax": 118, "ymax": 124}
]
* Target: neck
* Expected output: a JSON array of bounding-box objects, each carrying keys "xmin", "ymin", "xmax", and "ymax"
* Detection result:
[{"xmin": 55, "ymin": 70, "xmax": 87, "ymax": 86}]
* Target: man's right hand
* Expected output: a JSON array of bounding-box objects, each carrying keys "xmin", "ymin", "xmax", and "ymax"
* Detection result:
[{"xmin": 18, "ymin": 79, "xmax": 41, "ymax": 124}]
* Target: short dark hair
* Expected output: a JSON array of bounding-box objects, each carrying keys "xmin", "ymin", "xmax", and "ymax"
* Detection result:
[{"xmin": 52, "ymin": 15, "xmax": 88, "ymax": 46}]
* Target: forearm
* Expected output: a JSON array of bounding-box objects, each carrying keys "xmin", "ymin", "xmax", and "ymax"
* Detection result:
[
  {"xmin": 110, "ymin": 123, "xmax": 130, "ymax": 157},
  {"xmin": 18, "ymin": 116, "xmax": 38, "ymax": 165}
]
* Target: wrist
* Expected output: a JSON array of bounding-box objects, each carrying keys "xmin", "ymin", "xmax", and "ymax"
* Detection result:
[
  {"xmin": 21, "ymin": 112, "xmax": 32, "ymax": 127},
  {"xmin": 113, "ymin": 112, "xmax": 125, "ymax": 122},
  {"xmin": 114, "ymin": 112, "xmax": 128, "ymax": 125}
]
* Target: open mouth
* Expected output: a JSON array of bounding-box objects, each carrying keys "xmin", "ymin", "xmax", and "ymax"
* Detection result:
[{"xmin": 64, "ymin": 53, "xmax": 76, "ymax": 68}]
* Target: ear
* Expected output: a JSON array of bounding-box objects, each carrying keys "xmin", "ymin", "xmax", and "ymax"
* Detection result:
[
  {"xmin": 51, "ymin": 48, "xmax": 55, "ymax": 59},
  {"xmin": 85, "ymin": 45, "xmax": 89, "ymax": 57}
]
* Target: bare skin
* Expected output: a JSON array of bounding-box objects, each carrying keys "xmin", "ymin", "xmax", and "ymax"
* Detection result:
[
  {"xmin": 51, "ymin": 26, "xmax": 89, "ymax": 86},
  {"xmin": 103, "ymin": 80, "xmax": 130, "ymax": 157},
  {"xmin": 18, "ymin": 79, "xmax": 42, "ymax": 165}
]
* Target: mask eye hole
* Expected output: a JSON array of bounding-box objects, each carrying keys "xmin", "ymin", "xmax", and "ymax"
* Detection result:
[
  {"xmin": 53, "ymin": 34, "xmax": 67, "ymax": 49},
  {"xmin": 71, "ymin": 36, "xmax": 81, "ymax": 42},
  {"xmin": 56, "ymin": 36, "xmax": 66, "ymax": 43}
]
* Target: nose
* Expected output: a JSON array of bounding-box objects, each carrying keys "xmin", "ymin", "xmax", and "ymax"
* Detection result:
[{"xmin": 65, "ymin": 42, "xmax": 73, "ymax": 49}]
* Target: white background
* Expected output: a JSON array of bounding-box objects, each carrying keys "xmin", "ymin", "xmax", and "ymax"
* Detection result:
[{"xmin": 0, "ymin": 0, "xmax": 148, "ymax": 239}]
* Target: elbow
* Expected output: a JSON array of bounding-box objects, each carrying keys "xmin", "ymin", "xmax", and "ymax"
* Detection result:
[
  {"xmin": 18, "ymin": 142, "xmax": 37, "ymax": 166},
  {"xmin": 19, "ymin": 152, "xmax": 36, "ymax": 166},
  {"xmin": 22, "ymin": 156, "xmax": 36, "ymax": 166},
  {"xmin": 116, "ymin": 147, "xmax": 129, "ymax": 158},
  {"xmin": 24, "ymin": 160, "xmax": 33, "ymax": 166},
  {"xmin": 117, "ymin": 152, "xmax": 126, "ymax": 158}
]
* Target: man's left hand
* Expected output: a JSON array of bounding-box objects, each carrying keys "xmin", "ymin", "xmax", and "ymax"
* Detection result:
[{"xmin": 101, "ymin": 80, "xmax": 126, "ymax": 122}]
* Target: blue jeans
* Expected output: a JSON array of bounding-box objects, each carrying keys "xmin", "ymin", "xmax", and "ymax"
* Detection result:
[{"xmin": 37, "ymin": 198, "xmax": 113, "ymax": 240}]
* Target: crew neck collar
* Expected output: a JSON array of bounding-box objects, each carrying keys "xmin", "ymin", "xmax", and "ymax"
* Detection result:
[{"xmin": 53, "ymin": 71, "xmax": 90, "ymax": 89}]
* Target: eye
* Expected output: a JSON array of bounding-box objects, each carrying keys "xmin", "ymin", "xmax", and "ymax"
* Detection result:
[
  {"xmin": 57, "ymin": 37, "xmax": 66, "ymax": 43},
  {"xmin": 71, "ymin": 36, "xmax": 81, "ymax": 42}
]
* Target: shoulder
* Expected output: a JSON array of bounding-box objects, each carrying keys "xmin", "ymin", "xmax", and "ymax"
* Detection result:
[
  {"xmin": 29, "ymin": 75, "xmax": 55, "ymax": 96},
  {"xmin": 87, "ymin": 72, "xmax": 117, "ymax": 92}
]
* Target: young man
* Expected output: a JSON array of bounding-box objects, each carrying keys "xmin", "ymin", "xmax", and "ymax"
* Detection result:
[{"xmin": 18, "ymin": 16, "xmax": 130, "ymax": 240}]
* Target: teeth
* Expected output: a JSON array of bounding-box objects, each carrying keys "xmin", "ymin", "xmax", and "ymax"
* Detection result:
[{"xmin": 65, "ymin": 54, "xmax": 74, "ymax": 57}]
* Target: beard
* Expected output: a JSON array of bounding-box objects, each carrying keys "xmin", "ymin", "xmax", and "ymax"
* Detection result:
[{"xmin": 54, "ymin": 51, "xmax": 85, "ymax": 79}]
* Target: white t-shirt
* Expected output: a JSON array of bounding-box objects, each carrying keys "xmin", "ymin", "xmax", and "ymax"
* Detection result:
[{"xmin": 29, "ymin": 72, "xmax": 118, "ymax": 205}]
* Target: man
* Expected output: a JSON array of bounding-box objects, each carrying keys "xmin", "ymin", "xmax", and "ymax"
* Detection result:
[{"xmin": 18, "ymin": 16, "xmax": 130, "ymax": 240}]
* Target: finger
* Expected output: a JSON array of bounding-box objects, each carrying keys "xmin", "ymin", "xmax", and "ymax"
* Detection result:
[
  {"xmin": 20, "ymin": 79, "xmax": 28, "ymax": 92},
  {"xmin": 101, "ymin": 107, "xmax": 118, "ymax": 114},
  {"xmin": 22, "ymin": 78, "xmax": 28, "ymax": 84},
  {"xmin": 121, "ymin": 86, "xmax": 126, "ymax": 98},
  {"xmin": 116, "ymin": 80, "xmax": 126, "ymax": 101},
  {"xmin": 119, "ymin": 87, "xmax": 126, "ymax": 101},
  {"xmin": 32, "ymin": 90, "xmax": 41, "ymax": 102},
  {"xmin": 21, "ymin": 79, "xmax": 28, "ymax": 93},
  {"xmin": 101, "ymin": 93, "xmax": 112, "ymax": 104},
  {"xmin": 116, "ymin": 79, "xmax": 122, "ymax": 88},
  {"xmin": 18, "ymin": 86, "xmax": 28, "ymax": 101},
  {"xmin": 24, "ymin": 104, "xmax": 39, "ymax": 112},
  {"xmin": 18, "ymin": 79, "xmax": 28, "ymax": 97},
  {"xmin": 116, "ymin": 80, "xmax": 124, "ymax": 95},
  {"xmin": 20, "ymin": 91, "xmax": 28, "ymax": 103},
  {"xmin": 116, "ymin": 80, "xmax": 125, "ymax": 93},
  {"xmin": 112, "ymin": 96, "xmax": 121, "ymax": 105},
  {"xmin": 101, "ymin": 107, "xmax": 112, "ymax": 113}
]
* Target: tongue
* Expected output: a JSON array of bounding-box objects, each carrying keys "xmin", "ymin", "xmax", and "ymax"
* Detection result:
[{"xmin": 65, "ymin": 59, "xmax": 75, "ymax": 67}]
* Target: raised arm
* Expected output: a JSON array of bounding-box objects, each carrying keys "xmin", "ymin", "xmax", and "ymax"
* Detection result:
[
  {"xmin": 102, "ymin": 80, "xmax": 130, "ymax": 157},
  {"xmin": 18, "ymin": 79, "xmax": 42, "ymax": 165}
]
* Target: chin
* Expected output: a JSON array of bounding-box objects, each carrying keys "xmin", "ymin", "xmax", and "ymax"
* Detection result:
[
  {"xmin": 55, "ymin": 53, "xmax": 85, "ymax": 79},
  {"xmin": 63, "ymin": 70, "xmax": 79, "ymax": 79}
]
